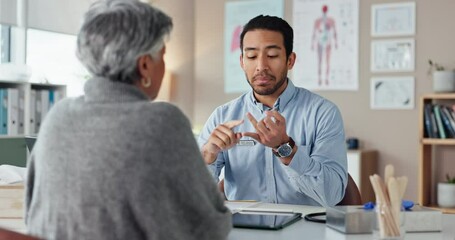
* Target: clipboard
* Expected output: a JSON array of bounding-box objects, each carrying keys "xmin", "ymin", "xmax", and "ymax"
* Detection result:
[{"xmin": 232, "ymin": 211, "xmax": 302, "ymax": 230}]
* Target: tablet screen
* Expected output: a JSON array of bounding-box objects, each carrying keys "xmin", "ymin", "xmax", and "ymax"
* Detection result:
[{"xmin": 232, "ymin": 212, "xmax": 302, "ymax": 230}]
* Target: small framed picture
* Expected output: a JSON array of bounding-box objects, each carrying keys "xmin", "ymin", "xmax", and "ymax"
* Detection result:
[
  {"xmin": 371, "ymin": 38, "xmax": 414, "ymax": 72},
  {"xmin": 370, "ymin": 76, "xmax": 415, "ymax": 110},
  {"xmin": 371, "ymin": 2, "xmax": 416, "ymax": 37}
]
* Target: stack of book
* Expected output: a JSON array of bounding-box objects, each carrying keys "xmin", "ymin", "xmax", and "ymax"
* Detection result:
[{"xmin": 424, "ymin": 103, "xmax": 455, "ymax": 138}]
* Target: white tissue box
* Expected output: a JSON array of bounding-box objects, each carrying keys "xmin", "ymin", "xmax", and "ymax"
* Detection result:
[{"xmin": 0, "ymin": 184, "xmax": 24, "ymax": 218}]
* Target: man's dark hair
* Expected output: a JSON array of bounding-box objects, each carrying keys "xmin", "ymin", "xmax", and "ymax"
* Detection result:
[{"xmin": 239, "ymin": 15, "xmax": 294, "ymax": 59}]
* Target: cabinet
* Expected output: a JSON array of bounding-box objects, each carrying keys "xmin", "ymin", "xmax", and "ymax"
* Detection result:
[
  {"xmin": 347, "ymin": 150, "xmax": 378, "ymax": 203},
  {"xmin": 419, "ymin": 94, "xmax": 455, "ymax": 214},
  {"xmin": 0, "ymin": 80, "xmax": 66, "ymax": 137}
]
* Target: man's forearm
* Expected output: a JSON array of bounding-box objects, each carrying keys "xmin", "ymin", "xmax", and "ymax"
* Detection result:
[{"xmin": 201, "ymin": 145, "xmax": 218, "ymax": 165}]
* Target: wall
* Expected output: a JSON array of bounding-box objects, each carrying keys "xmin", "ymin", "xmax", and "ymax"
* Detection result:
[
  {"xmin": 21, "ymin": 0, "xmax": 195, "ymax": 120},
  {"xmin": 153, "ymin": 0, "xmax": 195, "ymax": 120},
  {"xmin": 194, "ymin": 0, "xmax": 455, "ymax": 201}
]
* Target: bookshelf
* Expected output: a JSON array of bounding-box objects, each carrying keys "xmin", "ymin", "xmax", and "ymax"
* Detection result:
[
  {"xmin": 0, "ymin": 80, "xmax": 66, "ymax": 167},
  {"xmin": 419, "ymin": 93, "xmax": 455, "ymax": 214},
  {"xmin": 0, "ymin": 80, "xmax": 66, "ymax": 137}
]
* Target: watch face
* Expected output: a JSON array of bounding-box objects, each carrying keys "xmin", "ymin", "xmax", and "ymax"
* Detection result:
[{"xmin": 277, "ymin": 143, "xmax": 292, "ymax": 157}]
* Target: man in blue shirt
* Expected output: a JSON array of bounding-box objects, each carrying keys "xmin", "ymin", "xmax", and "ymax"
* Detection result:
[{"xmin": 198, "ymin": 15, "xmax": 347, "ymax": 207}]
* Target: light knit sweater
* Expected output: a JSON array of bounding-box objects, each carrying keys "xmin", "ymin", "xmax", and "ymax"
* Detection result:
[{"xmin": 25, "ymin": 78, "xmax": 231, "ymax": 240}]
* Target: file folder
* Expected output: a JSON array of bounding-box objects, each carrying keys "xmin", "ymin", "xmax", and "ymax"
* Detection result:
[
  {"xmin": 7, "ymin": 88, "xmax": 18, "ymax": 135},
  {"xmin": 29, "ymin": 89, "xmax": 36, "ymax": 134},
  {"xmin": 0, "ymin": 89, "xmax": 7, "ymax": 135},
  {"xmin": 18, "ymin": 88, "xmax": 25, "ymax": 134},
  {"xmin": 35, "ymin": 90, "xmax": 41, "ymax": 133}
]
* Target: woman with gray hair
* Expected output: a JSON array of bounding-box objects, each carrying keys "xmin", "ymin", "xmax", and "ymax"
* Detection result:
[{"xmin": 25, "ymin": 0, "xmax": 231, "ymax": 239}]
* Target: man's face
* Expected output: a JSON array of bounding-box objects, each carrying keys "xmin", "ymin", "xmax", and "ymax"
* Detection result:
[{"xmin": 240, "ymin": 30, "xmax": 295, "ymax": 96}]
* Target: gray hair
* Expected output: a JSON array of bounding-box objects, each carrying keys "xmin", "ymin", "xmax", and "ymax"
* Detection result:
[{"xmin": 76, "ymin": 0, "xmax": 173, "ymax": 84}]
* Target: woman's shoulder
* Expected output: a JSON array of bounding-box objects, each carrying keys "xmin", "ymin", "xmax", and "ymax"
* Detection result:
[
  {"xmin": 145, "ymin": 101, "xmax": 184, "ymax": 116},
  {"xmin": 139, "ymin": 101, "xmax": 189, "ymax": 125}
]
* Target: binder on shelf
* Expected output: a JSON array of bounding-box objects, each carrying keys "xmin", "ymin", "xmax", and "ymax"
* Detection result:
[
  {"xmin": 40, "ymin": 90, "xmax": 49, "ymax": 125},
  {"xmin": 446, "ymin": 106, "xmax": 455, "ymax": 124},
  {"xmin": 424, "ymin": 104, "xmax": 434, "ymax": 138},
  {"xmin": 54, "ymin": 90, "xmax": 64, "ymax": 103},
  {"xmin": 18, "ymin": 88, "xmax": 25, "ymax": 134},
  {"xmin": 440, "ymin": 106, "xmax": 455, "ymax": 138},
  {"xmin": 0, "ymin": 89, "xmax": 7, "ymax": 135},
  {"xmin": 35, "ymin": 90, "xmax": 41, "ymax": 133},
  {"xmin": 430, "ymin": 109, "xmax": 439, "ymax": 139},
  {"xmin": 29, "ymin": 89, "xmax": 36, "ymax": 134},
  {"xmin": 433, "ymin": 105, "xmax": 446, "ymax": 139},
  {"xmin": 48, "ymin": 90, "xmax": 55, "ymax": 109},
  {"xmin": 7, "ymin": 88, "xmax": 19, "ymax": 135}
]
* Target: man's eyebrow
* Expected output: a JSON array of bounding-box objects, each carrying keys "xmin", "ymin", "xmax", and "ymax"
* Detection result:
[
  {"xmin": 244, "ymin": 45, "xmax": 282, "ymax": 52},
  {"xmin": 265, "ymin": 45, "xmax": 282, "ymax": 50},
  {"xmin": 244, "ymin": 47, "xmax": 258, "ymax": 52}
]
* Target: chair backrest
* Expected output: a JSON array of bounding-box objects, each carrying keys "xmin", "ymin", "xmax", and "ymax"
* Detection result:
[
  {"xmin": 337, "ymin": 173, "xmax": 362, "ymax": 205},
  {"xmin": 0, "ymin": 228, "xmax": 40, "ymax": 240},
  {"xmin": 218, "ymin": 178, "xmax": 226, "ymax": 200}
]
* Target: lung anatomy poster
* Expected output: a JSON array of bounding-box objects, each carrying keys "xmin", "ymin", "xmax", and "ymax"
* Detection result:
[
  {"xmin": 293, "ymin": 0, "xmax": 358, "ymax": 91},
  {"xmin": 224, "ymin": 0, "xmax": 283, "ymax": 93}
]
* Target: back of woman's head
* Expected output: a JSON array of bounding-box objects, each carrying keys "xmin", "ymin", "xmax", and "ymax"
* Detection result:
[{"xmin": 76, "ymin": 0, "xmax": 173, "ymax": 84}]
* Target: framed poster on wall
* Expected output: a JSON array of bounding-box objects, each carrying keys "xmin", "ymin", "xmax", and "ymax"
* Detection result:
[
  {"xmin": 371, "ymin": 38, "xmax": 414, "ymax": 72},
  {"xmin": 371, "ymin": 2, "xmax": 416, "ymax": 37},
  {"xmin": 370, "ymin": 76, "xmax": 415, "ymax": 110},
  {"xmin": 292, "ymin": 0, "xmax": 359, "ymax": 91}
]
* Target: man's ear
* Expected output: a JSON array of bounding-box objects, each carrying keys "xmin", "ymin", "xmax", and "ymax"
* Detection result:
[
  {"xmin": 287, "ymin": 52, "xmax": 296, "ymax": 70},
  {"xmin": 240, "ymin": 54, "xmax": 245, "ymax": 70},
  {"xmin": 137, "ymin": 55, "xmax": 151, "ymax": 79}
]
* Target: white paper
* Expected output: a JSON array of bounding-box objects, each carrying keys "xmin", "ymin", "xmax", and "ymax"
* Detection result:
[
  {"xmin": 0, "ymin": 165, "xmax": 26, "ymax": 185},
  {"xmin": 225, "ymin": 201, "xmax": 262, "ymax": 213}
]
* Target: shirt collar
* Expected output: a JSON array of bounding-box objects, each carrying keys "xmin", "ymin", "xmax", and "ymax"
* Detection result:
[{"xmin": 248, "ymin": 78, "xmax": 297, "ymax": 113}]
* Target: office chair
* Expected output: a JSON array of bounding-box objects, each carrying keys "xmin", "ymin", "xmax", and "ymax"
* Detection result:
[
  {"xmin": 337, "ymin": 173, "xmax": 362, "ymax": 205},
  {"xmin": 218, "ymin": 173, "xmax": 362, "ymax": 205},
  {"xmin": 0, "ymin": 228, "xmax": 40, "ymax": 240},
  {"xmin": 218, "ymin": 179, "xmax": 226, "ymax": 200}
]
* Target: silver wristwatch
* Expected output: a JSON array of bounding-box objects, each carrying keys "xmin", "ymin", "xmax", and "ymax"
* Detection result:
[{"xmin": 273, "ymin": 137, "xmax": 295, "ymax": 158}]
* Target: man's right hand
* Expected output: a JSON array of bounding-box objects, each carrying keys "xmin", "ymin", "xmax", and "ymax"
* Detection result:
[{"xmin": 202, "ymin": 120, "xmax": 244, "ymax": 164}]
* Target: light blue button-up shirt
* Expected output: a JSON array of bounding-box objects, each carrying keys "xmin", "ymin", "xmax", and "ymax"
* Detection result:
[{"xmin": 198, "ymin": 80, "xmax": 347, "ymax": 206}]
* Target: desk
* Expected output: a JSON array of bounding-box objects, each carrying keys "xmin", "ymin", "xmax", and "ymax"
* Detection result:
[
  {"xmin": 2, "ymin": 203, "xmax": 454, "ymax": 239},
  {"xmin": 228, "ymin": 203, "xmax": 455, "ymax": 240}
]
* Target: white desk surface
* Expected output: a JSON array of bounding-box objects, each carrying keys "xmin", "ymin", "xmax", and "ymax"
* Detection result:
[
  {"xmin": 2, "ymin": 202, "xmax": 454, "ymax": 239},
  {"xmin": 228, "ymin": 203, "xmax": 455, "ymax": 240}
]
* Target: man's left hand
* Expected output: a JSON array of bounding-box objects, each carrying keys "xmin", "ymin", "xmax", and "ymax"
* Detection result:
[{"xmin": 243, "ymin": 110, "xmax": 288, "ymax": 148}]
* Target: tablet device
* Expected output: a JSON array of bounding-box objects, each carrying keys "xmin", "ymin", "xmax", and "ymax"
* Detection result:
[{"xmin": 232, "ymin": 212, "xmax": 302, "ymax": 230}]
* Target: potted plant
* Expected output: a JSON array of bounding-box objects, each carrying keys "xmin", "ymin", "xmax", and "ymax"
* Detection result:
[
  {"xmin": 428, "ymin": 59, "xmax": 455, "ymax": 92},
  {"xmin": 437, "ymin": 174, "xmax": 455, "ymax": 208}
]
